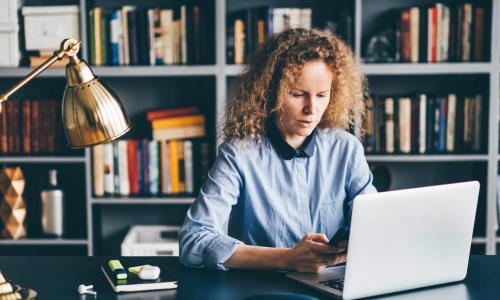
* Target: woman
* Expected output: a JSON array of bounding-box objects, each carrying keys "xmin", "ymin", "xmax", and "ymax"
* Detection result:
[{"xmin": 179, "ymin": 28, "xmax": 376, "ymax": 272}]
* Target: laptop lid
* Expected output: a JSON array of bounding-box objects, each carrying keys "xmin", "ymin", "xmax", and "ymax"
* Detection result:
[{"xmin": 343, "ymin": 181, "xmax": 479, "ymax": 300}]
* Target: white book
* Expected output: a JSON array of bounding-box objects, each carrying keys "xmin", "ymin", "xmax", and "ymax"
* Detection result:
[
  {"xmin": 121, "ymin": 5, "xmax": 136, "ymax": 66},
  {"xmin": 102, "ymin": 143, "xmax": 115, "ymax": 195},
  {"xmin": 418, "ymin": 94, "xmax": 427, "ymax": 154},
  {"xmin": 289, "ymin": 8, "xmax": 301, "ymax": 28},
  {"xmin": 116, "ymin": 11, "xmax": 125, "ymax": 65},
  {"xmin": 148, "ymin": 141, "xmax": 160, "ymax": 195},
  {"xmin": 152, "ymin": 125, "xmax": 205, "ymax": 141},
  {"xmin": 399, "ymin": 97, "xmax": 412, "ymax": 153},
  {"xmin": 384, "ymin": 97, "xmax": 395, "ymax": 153},
  {"xmin": 435, "ymin": 3, "xmax": 443, "ymax": 62},
  {"xmin": 180, "ymin": 5, "xmax": 187, "ymax": 64},
  {"xmin": 92, "ymin": 145, "xmax": 104, "ymax": 197},
  {"xmin": 147, "ymin": 9, "xmax": 156, "ymax": 65},
  {"xmin": 184, "ymin": 140, "xmax": 193, "ymax": 193},
  {"xmin": 300, "ymin": 8, "xmax": 312, "ymax": 29},
  {"xmin": 117, "ymin": 140, "xmax": 130, "ymax": 196},
  {"xmin": 272, "ymin": 8, "xmax": 286, "ymax": 33},
  {"xmin": 446, "ymin": 94, "xmax": 456, "ymax": 152},
  {"xmin": 442, "ymin": 5, "xmax": 450, "ymax": 61},
  {"xmin": 161, "ymin": 9, "xmax": 174, "ymax": 65}
]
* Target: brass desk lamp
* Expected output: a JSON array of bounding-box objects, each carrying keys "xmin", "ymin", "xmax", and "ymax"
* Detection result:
[{"xmin": 0, "ymin": 38, "xmax": 131, "ymax": 148}]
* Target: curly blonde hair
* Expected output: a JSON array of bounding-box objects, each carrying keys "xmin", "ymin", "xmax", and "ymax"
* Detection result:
[{"xmin": 223, "ymin": 28, "xmax": 366, "ymax": 142}]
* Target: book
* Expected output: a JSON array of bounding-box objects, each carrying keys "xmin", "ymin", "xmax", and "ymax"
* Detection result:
[
  {"xmin": 146, "ymin": 107, "xmax": 199, "ymax": 121},
  {"xmin": 152, "ymin": 125, "xmax": 205, "ymax": 141},
  {"xmin": 93, "ymin": 145, "xmax": 104, "ymax": 197},
  {"xmin": 151, "ymin": 114, "xmax": 205, "ymax": 130},
  {"xmin": 101, "ymin": 265, "xmax": 177, "ymax": 293}
]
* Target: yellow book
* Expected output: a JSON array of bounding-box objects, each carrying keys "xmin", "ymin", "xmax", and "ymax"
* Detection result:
[
  {"xmin": 152, "ymin": 115, "xmax": 205, "ymax": 130},
  {"xmin": 168, "ymin": 140, "xmax": 179, "ymax": 193}
]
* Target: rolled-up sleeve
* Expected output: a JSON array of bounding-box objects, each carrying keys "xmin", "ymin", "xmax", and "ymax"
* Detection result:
[
  {"xmin": 179, "ymin": 142, "xmax": 244, "ymax": 271},
  {"xmin": 345, "ymin": 139, "xmax": 377, "ymax": 222}
]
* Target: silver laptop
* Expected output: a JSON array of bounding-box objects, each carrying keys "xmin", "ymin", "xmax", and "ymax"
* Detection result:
[{"xmin": 287, "ymin": 181, "xmax": 479, "ymax": 299}]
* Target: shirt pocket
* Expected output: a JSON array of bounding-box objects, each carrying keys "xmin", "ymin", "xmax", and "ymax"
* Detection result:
[{"xmin": 319, "ymin": 195, "xmax": 346, "ymax": 239}]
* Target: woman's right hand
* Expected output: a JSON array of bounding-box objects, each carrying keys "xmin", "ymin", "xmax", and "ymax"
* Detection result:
[{"xmin": 283, "ymin": 233, "xmax": 347, "ymax": 273}]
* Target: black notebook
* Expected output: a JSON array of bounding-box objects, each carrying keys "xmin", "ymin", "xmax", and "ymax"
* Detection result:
[{"xmin": 101, "ymin": 265, "xmax": 177, "ymax": 293}]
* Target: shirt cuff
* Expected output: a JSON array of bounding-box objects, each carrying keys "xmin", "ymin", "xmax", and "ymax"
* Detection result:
[{"xmin": 205, "ymin": 234, "xmax": 243, "ymax": 271}]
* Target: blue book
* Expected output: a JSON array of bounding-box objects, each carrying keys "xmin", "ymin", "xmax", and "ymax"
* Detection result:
[
  {"xmin": 438, "ymin": 96, "xmax": 448, "ymax": 153},
  {"xmin": 110, "ymin": 10, "xmax": 120, "ymax": 65}
]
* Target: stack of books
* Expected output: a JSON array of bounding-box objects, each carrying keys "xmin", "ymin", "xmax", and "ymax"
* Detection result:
[{"xmin": 147, "ymin": 107, "xmax": 205, "ymax": 141}]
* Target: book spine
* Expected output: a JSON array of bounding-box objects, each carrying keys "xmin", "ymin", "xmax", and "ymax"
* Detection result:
[
  {"xmin": 127, "ymin": 140, "xmax": 139, "ymax": 195},
  {"xmin": 438, "ymin": 96, "xmax": 447, "ymax": 153},
  {"xmin": 93, "ymin": 145, "xmax": 104, "ymax": 197},
  {"xmin": 418, "ymin": 94, "xmax": 427, "ymax": 154},
  {"xmin": 384, "ymin": 97, "xmax": 394, "ymax": 153},
  {"xmin": 117, "ymin": 140, "xmax": 130, "ymax": 196},
  {"xmin": 103, "ymin": 143, "xmax": 115, "ymax": 195},
  {"xmin": 184, "ymin": 140, "xmax": 193, "ymax": 193},
  {"xmin": 148, "ymin": 140, "xmax": 160, "ymax": 195},
  {"xmin": 398, "ymin": 97, "xmax": 411, "ymax": 153},
  {"xmin": 446, "ymin": 94, "xmax": 457, "ymax": 152}
]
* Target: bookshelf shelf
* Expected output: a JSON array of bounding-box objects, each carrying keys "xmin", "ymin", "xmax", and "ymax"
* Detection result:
[
  {"xmin": 225, "ymin": 63, "xmax": 492, "ymax": 77},
  {"xmin": 0, "ymin": 67, "xmax": 66, "ymax": 78},
  {"xmin": 360, "ymin": 63, "xmax": 492, "ymax": 75},
  {"xmin": 366, "ymin": 155, "xmax": 489, "ymax": 162},
  {"xmin": 92, "ymin": 65, "xmax": 218, "ymax": 77},
  {"xmin": 90, "ymin": 197, "xmax": 196, "ymax": 205},
  {"xmin": 0, "ymin": 156, "xmax": 86, "ymax": 163},
  {"xmin": 0, "ymin": 238, "xmax": 88, "ymax": 246}
]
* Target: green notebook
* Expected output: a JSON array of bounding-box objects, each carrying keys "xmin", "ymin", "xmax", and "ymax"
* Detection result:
[{"xmin": 101, "ymin": 265, "xmax": 177, "ymax": 293}]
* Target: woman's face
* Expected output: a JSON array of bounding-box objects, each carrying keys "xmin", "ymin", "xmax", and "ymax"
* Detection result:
[{"xmin": 275, "ymin": 60, "xmax": 333, "ymax": 149}]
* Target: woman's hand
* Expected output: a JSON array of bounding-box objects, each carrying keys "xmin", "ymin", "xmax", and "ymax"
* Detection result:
[{"xmin": 283, "ymin": 233, "xmax": 347, "ymax": 273}]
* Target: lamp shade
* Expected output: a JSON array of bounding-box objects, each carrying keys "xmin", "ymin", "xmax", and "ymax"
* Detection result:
[{"xmin": 62, "ymin": 59, "xmax": 131, "ymax": 148}]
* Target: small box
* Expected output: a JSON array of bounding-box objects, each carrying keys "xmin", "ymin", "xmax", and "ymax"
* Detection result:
[
  {"xmin": 22, "ymin": 5, "xmax": 80, "ymax": 51},
  {"xmin": 0, "ymin": 0, "xmax": 21, "ymax": 25},
  {"xmin": 121, "ymin": 225, "xmax": 180, "ymax": 256},
  {"xmin": 0, "ymin": 24, "xmax": 20, "ymax": 67}
]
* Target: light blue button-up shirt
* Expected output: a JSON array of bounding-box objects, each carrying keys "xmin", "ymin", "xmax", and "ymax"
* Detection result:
[{"xmin": 179, "ymin": 127, "xmax": 376, "ymax": 270}]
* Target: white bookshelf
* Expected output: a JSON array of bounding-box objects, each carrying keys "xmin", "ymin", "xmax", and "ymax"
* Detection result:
[{"xmin": 0, "ymin": 0, "xmax": 498, "ymax": 256}]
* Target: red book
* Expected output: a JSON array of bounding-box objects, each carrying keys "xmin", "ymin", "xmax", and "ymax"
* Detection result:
[
  {"xmin": 400, "ymin": 9, "xmax": 411, "ymax": 62},
  {"xmin": 430, "ymin": 7, "xmax": 437, "ymax": 63},
  {"xmin": 127, "ymin": 140, "xmax": 139, "ymax": 195},
  {"xmin": 146, "ymin": 107, "xmax": 199, "ymax": 121}
]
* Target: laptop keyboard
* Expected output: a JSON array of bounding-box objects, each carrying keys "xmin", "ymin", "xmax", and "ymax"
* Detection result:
[{"xmin": 319, "ymin": 278, "xmax": 344, "ymax": 291}]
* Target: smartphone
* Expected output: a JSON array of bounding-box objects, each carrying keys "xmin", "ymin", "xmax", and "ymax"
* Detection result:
[{"xmin": 328, "ymin": 227, "xmax": 350, "ymax": 247}]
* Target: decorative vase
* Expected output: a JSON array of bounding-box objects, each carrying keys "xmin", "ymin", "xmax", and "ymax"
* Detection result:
[{"xmin": 0, "ymin": 167, "xmax": 27, "ymax": 240}]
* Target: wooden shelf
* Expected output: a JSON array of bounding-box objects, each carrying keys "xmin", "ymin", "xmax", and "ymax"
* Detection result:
[
  {"xmin": 0, "ymin": 238, "xmax": 88, "ymax": 246},
  {"xmin": 0, "ymin": 156, "xmax": 86, "ymax": 163},
  {"xmin": 91, "ymin": 197, "xmax": 196, "ymax": 205},
  {"xmin": 366, "ymin": 154, "xmax": 488, "ymax": 162}
]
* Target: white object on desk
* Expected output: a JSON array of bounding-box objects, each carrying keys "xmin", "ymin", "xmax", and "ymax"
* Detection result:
[
  {"xmin": 138, "ymin": 265, "xmax": 161, "ymax": 280},
  {"xmin": 77, "ymin": 284, "xmax": 96, "ymax": 296}
]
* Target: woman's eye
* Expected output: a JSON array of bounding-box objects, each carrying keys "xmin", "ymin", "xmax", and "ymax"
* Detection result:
[{"xmin": 292, "ymin": 93, "xmax": 304, "ymax": 97}]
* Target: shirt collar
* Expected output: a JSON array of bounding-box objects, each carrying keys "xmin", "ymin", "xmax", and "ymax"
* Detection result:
[{"xmin": 266, "ymin": 118, "xmax": 317, "ymax": 160}]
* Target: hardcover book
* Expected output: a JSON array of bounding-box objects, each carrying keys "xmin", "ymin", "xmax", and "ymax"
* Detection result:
[{"xmin": 101, "ymin": 265, "xmax": 177, "ymax": 293}]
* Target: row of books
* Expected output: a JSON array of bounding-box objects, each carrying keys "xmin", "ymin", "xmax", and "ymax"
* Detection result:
[
  {"xmin": 92, "ymin": 139, "xmax": 212, "ymax": 197},
  {"xmin": 88, "ymin": 2, "xmax": 212, "ymax": 66},
  {"xmin": 363, "ymin": 93, "xmax": 483, "ymax": 154},
  {"xmin": 0, "ymin": 100, "xmax": 64, "ymax": 154},
  {"xmin": 395, "ymin": 3, "xmax": 485, "ymax": 63},
  {"xmin": 227, "ymin": 7, "xmax": 312, "ymax": 64}
]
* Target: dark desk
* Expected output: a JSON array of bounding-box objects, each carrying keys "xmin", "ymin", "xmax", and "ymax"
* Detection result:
[{"xmin": 0, "ymin": 255, "xmax": 499, "ymax": 299}]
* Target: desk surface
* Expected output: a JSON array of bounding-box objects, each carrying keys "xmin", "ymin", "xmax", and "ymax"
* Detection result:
[{"xmin": 0, "ymin": 255, "xmax": 499, "ymax": 299}]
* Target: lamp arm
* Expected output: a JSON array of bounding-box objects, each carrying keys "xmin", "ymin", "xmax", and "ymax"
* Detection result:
[{"xmin": 0, "ymin": 39, "xmax": 82, "ymax": 106}]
